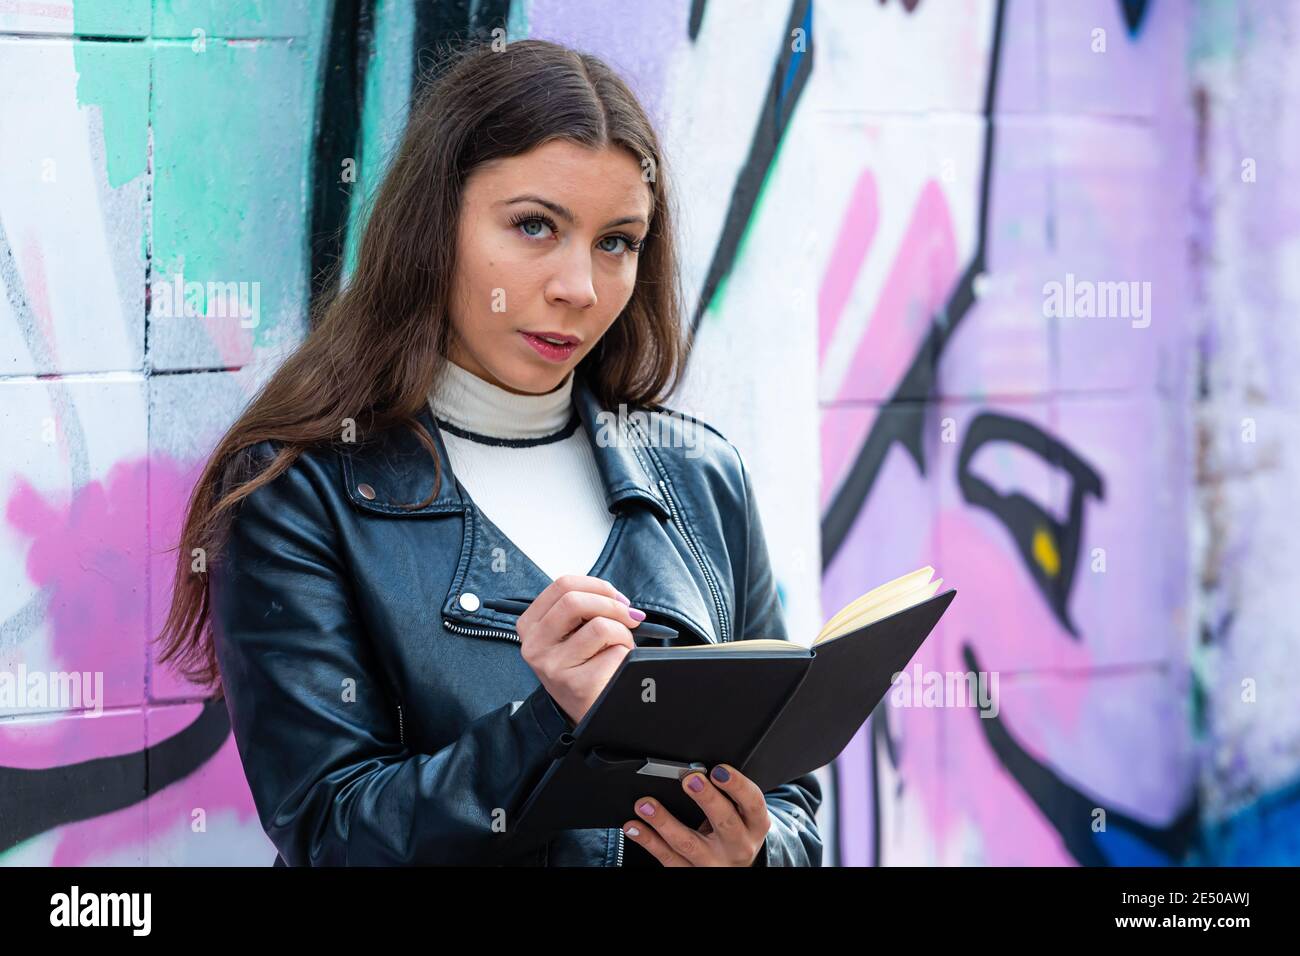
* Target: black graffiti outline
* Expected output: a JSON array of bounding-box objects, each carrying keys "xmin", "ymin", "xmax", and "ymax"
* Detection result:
[
  {"xmin": 823, "ymin": 0, "xmax": 1006, "ymax": 866},
  {"xmin": 826, "ymin": 0, "xmax": 1198, "ymax": 867},
  {"xmin": 960, "ymin": 643, "xmax": 1200, "ymax": 865},
  {"xmin": 686, "ymin": 0, "xmax": 813, "ymax": 339},
  {"xmin": 0, "ymin": 699, "xmax": 230, "ymax": 854},
  {"xmin": 957, "ymin": 411, "xmax": 1104, "ymax": 638},
  {"xmin": 309, "ymin": 0, "xmax": 376, "ymax": 309}
]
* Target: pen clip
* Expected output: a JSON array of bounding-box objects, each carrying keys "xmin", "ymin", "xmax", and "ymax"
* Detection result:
[{"xmin": 584, "ymin": 746, "xmax": 706, "ymax": 780}]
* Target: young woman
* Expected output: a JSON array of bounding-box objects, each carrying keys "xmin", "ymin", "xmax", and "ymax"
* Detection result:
[{"xmin": 157, "ymin": 38, "xmax": 822, "ymax": 867}]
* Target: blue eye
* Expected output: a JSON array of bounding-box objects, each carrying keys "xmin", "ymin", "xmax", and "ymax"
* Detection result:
[
  {"xmin": 510, "ymin": 213, "xmax": 556, "ymax": 239},
  {"xmin": 508, "ymin": 211, "xmax": 644, "ymax": 256},
  {"xmin": 598, "ymin": 234, "xmax": 644, "ymax": 256}
]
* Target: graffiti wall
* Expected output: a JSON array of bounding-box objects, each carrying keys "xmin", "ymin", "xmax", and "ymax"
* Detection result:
[
  {"xmin": 822, "ymin": 0, "xmax": 1299, "ymax": 866},
  {"xmin": 1187, "ymin": 0, "xmax": 1300, "ymax": 864},
  {"xmin": 1, "ymin": 0, "xmax": 1295, "ymax": 866},
  {"xmin": 820, "ymin": 0, "xmax": 1199, "ymax": 867}
]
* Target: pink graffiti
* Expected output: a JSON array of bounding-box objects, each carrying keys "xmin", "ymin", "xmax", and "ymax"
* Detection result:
[
  {"xmin": 3, "ymin": 454, "xmax": 264, "ymax": 863},
  {"xmin": 5, "ymin": 458, "xmax": 149, "ymax": 694},
  {"xmin": 819, "ymin": 170, "xmax": 879, "ymax": 365},
  {"xmin": 816, "ymin": 168, "xmax": 1099, "ymax": 864},
  {"xmin": 918, "ymin": 506, "xmax": 1091, "ymax": 865},
  {"xmin": 16, "ymin": 234, "xmax": 62, "ymax": 374},
  {"xmin": 819, "ymin": 176, "xmax": 958, "ymax": 512}
]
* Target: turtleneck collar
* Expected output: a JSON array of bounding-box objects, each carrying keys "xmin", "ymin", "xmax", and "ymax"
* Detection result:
[{"xmin": 428, "ymin": 358, "xmax": 576, "ymax": 441}]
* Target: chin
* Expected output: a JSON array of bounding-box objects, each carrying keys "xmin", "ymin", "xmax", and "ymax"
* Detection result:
[{"xmin": 501, "ymin": 363, "xmax": 569, "ymax": 395}]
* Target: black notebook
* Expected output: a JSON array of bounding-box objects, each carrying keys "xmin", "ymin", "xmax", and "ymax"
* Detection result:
[{"xmin": 512, "ymin": 567, "xmax": 957, "ymax": 837}]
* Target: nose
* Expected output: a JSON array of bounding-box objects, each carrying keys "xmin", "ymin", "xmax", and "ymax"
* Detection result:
[{"xmin": 544, "ymin": 244, "xmax": 598, "ymax": 311}]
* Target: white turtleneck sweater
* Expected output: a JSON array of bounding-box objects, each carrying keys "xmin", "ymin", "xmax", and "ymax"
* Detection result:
[{"xmin": 427, "ymin": 360, "xmax": 615, "ymax": 582}]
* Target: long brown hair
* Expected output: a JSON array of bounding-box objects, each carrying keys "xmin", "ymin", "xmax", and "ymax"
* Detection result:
[{"xmin": 155, "ymin": 38, "xmax": 688, "ymax": 697}]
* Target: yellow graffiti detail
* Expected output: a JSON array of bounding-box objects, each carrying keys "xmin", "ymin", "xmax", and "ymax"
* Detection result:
[{"xmin": 1032, "ymin": 525, "xmax": 1060, "ymax": 578}]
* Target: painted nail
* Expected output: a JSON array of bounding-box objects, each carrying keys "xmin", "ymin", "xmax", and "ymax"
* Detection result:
[
  {"xmin": 711, "ymin": 765, "xmax": 730, "ymax": 783},
  {"xmin": 625, "ymin": 825, "xmax": 640, "ymax": 837},
  {"xmin": 686, "ymin": 773, "xmax": 704, "ymax": 792},
  {"xmin": 629, "ymin": 608, "xmax": 646, "ymax": 621},
  {"xmin": 615, "ymin": 593, "xmax": 631, "ymax": 606},
  {"xmin": 638, "ymin": 802, "xmax": 655, "ymax": 817}
]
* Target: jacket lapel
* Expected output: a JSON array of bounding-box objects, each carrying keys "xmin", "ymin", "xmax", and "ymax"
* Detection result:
[{"xmin": 336, "ymin": 368, "xmax": 722, "ymax": 646}]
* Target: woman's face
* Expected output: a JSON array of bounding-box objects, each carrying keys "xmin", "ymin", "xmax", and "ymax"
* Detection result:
[{"xmin": 446, "ymin": 139, "xmax": 653, "ymax": 396}]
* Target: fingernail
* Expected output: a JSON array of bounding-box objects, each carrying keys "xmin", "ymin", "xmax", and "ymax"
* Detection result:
[
  {"xmin": 629, "ymin": 608, "xmax": 646, "ymax": 621},
  {"xmin": 625, "ymin": 825, "xmax": 640, "ymax": 837},
  {"xmin": 686, "ymin": 773, "xmax": 704, "ymax": 792},
  {"xmin": 615, "ymin": 593, "xmax": 631, "ymax": 606},
  {"xmin": 711, "ymin": 765, "xmax": 730, "ymax": 783},
  {"xmin": 638, "ymin": 802, "xmax": 655, "ymax": 817}
]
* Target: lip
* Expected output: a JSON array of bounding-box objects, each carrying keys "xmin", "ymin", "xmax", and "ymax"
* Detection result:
[
  {"xmin": 519, "ymin": 330, "xmax": 580, "ymax": 363},
  {"xmin": 523, "ymin": 330, "xmax": 581, "ymax": 345}
]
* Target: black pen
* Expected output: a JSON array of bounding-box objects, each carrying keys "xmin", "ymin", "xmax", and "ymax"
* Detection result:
[{"xmin": 481, "ymin": 597, "xmax": 680, "ymax": 644}]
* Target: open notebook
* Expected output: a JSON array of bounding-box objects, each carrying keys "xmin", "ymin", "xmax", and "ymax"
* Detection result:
[
  {"xmin": 513, "ymin": 566, "xmax": 956, "ymax": 835},
  {"xmin": 665, "ymin": 565, "xmax": 944, "ymax": 651}
]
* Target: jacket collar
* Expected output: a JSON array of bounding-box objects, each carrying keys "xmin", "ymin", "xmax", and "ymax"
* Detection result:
[
  {"xmin": 339, "ymin": 366, "xmax": 672, "ymax": 522},
  {"xmin": 336, "ymin": 367, "xmax": 721, "ymax": 645}
]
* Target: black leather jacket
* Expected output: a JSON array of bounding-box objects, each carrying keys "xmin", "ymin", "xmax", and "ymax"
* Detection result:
[{"xmin": 209, "ymin": 368, "xmax": 823, "ymax": 866}]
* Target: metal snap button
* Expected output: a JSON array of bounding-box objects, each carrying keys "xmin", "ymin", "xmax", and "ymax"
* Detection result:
[
  {"xmin": 357, "ymin": 483, "xmax": 376, "ymax": 500},
  {"xmin": 458, "ymin": 592, "xmax": 480, "ymax": 612}
]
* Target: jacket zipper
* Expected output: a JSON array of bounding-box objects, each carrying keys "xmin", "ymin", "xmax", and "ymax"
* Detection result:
[
  {"xmin": 442, "ymin": 617, "xmax": 520, "ymax": 642},
  {"xmin": 657, "ymin": 478, "xmax": 730, "ymax": 643},
  {"xmin": 447, "ymin": 613, "xmax": 626, "ymax": 867},
  {"xmin": 389, "ymin": 677, "xmax": 407, "ymax": 748}
]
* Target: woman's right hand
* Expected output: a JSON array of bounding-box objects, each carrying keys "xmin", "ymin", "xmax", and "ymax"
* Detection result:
[{"xmin": 516, "ymin": 574, "xmax": 646, "ymax": 728}]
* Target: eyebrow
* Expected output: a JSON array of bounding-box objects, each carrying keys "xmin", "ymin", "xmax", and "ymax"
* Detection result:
[{"xmin": 496, "ymin": 194, "xmax": 647, "ymax": 230}]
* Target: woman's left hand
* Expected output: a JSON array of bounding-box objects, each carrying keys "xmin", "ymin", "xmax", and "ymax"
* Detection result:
[{"xmin": 624, "ymin": 764, "xmax": 769, "ymax": 866}]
